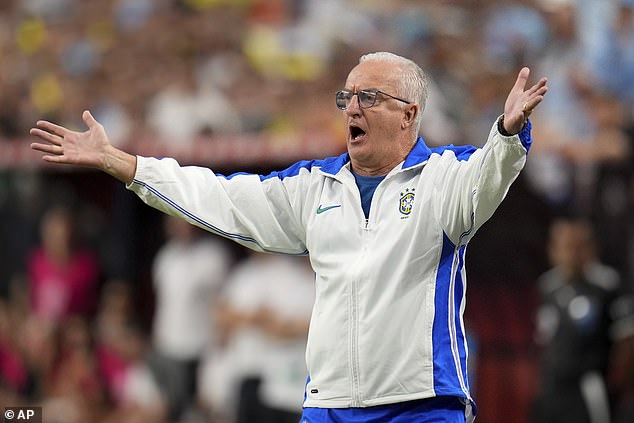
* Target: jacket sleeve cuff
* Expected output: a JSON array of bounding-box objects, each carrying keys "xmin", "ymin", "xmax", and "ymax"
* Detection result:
[
  {"xmin": 517, "ymin": 118, "xmax": 533, "ymax": 152},
  {"xmin": 125, "ymin": 155, "xmax": 148, "ymax": 189},
  {"xmin": 497, "ymin": 115, "xmax": 533, "ymax": 153}
]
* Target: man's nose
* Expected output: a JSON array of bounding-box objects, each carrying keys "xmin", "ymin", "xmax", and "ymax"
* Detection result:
[{"xmin": 345, "ymin": 94, "xmax": 361, "ymax": 116}]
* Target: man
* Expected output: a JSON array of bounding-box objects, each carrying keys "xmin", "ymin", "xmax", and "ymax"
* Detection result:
[
  {"xmin": 148, "ymin": 215, "xmax": 231, "ymax": 421},
  {"xmin": 212, "ymin": 253, "xmax": 314, "ymax": 423},
  {"xmin": 533, "ymin": 218, "xmax": 624, "ymax": 423},
  {"xmin": 31, "ymin": 52, "xmax": 548, "ymax": 422}
]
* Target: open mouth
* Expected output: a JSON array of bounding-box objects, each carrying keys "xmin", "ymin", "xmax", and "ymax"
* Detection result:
[{"xmin": 349, "ymin": 124, "xmax": 367, "ymax": 141}]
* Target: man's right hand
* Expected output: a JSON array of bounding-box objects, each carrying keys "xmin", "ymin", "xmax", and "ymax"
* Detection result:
[{"xmin": 30, "ymin": 110, "xmax": 137, "ymax": 184}]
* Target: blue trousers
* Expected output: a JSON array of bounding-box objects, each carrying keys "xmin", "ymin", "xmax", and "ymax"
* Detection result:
[{"xmin": 300, "ymin": 396, "xmax": 471, "ymax": 423}]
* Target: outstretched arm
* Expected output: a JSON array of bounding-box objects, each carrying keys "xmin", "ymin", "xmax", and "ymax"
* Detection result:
[
  {"xmin": 437, "ymin": 67, "xmax": 548, "ymax": 244},
  {"xmin": 502, "ymin": 67, "xmax": 548, "ymax": 135},
  {"xmin": 30, "ymin": 111, "xmax": 137, "ymax": 184},
  {"xmin": 31, "ymin": 110, "xmax": 307, "ymax": 254}
]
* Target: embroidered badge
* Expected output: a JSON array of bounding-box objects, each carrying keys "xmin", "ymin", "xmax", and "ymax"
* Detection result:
[{"xmin": 399, "ymin": 188, "xmax": 415, "ymax": 215}]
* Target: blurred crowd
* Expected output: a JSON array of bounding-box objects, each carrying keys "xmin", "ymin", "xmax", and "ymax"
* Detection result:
[
  {"xmin": 1, "ymin": 0, "xmax": 634, "ymax": 422},
  {"xmin": 0, "ymin": 204, "xmax": 314, "ymax": 423}
]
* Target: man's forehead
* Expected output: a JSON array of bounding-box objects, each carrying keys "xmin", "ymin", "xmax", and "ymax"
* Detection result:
[{"xmin": 345, "ymin": 61, "xmax": 399, "ymax": 90}]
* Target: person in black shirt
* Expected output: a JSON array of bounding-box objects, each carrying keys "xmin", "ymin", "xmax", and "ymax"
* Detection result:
[{"xmin": 533, "ymin": 218, "xmax": 622, "ymax": 423}]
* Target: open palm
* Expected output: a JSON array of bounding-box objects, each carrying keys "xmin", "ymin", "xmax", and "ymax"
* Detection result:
[
  {"xmin": 30, "ymin": 110, "xmax": 112, "ymax": 169},
  {"xmin": 503, "ymin": 67, "xmax": 548, "ymax": 134}
]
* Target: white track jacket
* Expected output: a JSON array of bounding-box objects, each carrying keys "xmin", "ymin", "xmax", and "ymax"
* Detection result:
[{"xmin": 128, "ymin": 119, "xmax": 532, "ymax": 409}]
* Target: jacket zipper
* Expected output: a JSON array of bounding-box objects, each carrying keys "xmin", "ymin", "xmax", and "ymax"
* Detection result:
[
  {"xmin": 350, "ymin": 217, "xmax": 370, "ymax": 407},
  {"xmin": 347, "ymin": 168, "xmax": 386, "ymax": 407},
  {"xmin": 349, "ymin": 273, "xmax": 360, "ymax": 406}
]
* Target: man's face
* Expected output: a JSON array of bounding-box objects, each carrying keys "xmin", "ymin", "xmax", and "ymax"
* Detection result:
[
  {"xmin": 343, "ymin": 60, "xmax": 412, "ymax": 174},
  {"xmin": 548, "ymin": 221, "xmax": 594, "ymax": 279}
]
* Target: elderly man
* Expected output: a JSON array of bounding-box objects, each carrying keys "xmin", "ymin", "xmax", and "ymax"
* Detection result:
[{"xmin": 31, "ymin": 52, "xmax": 547, "ymax": 423}]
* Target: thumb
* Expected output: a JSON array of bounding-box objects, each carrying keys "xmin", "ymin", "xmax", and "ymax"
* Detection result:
[
  {"xmin": 82, "ymin": 110, "xmax": 99, "ymax": 128},
  {"xmin": 513, "ymin": 67, "xmax": 530, "ymax": 92}
]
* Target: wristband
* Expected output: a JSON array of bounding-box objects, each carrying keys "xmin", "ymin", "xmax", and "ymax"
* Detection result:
[{"xmin": 497, "ymin": 115, "xmax": 526, "ymax": 136}]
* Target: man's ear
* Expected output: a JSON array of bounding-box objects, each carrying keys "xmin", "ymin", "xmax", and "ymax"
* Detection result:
[{"xmin": 402, "ymin": 104, "xmax": 418, "ymax": 129}]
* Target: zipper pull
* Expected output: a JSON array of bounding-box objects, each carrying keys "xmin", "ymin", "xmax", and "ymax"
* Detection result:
[{"xmin": 364, "ymin": 219, "xmax": 369, "ymax": 229}]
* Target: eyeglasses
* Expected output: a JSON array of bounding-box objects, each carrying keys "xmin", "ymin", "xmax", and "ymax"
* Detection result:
[{"xmin": 335, "ymin": 88, "xmax": 411, "ymax": 110}]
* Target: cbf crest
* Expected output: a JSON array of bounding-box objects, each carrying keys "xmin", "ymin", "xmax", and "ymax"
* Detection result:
[{"xmin": 399, "ymin": 188, "xmax": 415, "ymax": 216}]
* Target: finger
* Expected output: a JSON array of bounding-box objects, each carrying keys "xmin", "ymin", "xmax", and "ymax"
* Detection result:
[
  {"xmin": 523, "ymin": 95, "xmax": 545, "ymax": 114},
  {"xmin": 527, "ymin": 77, "xmax": 548, "ymax": 95},
  {"xmin": 82, "ymin": 110, "xmax": 99, "ymax": 129},
  {"xmin": 36, "ymin": 120, "xmax": 72, "ymax": 138},
  {"xmin": 29, "ymin": 128, "xmax": 64, "ymax": 146},
  {"xmin": 42, "ymin": 154, "xmax": 68, "ymax": 164},
  {"xmin": 524, "ymin": 89, "xmax": 548, "ymax": 109},
  {"xmin": 526, "ymin": 87, "xmax": 548, "ymax": 105},
  {"xmin": 30, "ymin": 142, "xmax": 64, "ymax": 155},
  {"xmin": 522, "ymin": 103, "xmax": 533, "ymax": 116},
  {"xmin": 535, "ymin": 86, "xmax": 548, "ymax": 98},
  {"xmin": 36, "ymin": 120, "xmax": 71, "ymax": 138},
  {"xmin": 512, "ymin": 67, "xmax": 530, "ymax": 92}
]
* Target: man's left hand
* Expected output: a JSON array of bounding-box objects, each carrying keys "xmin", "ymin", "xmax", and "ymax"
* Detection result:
[{"xmin": 503, "ymin": 67, "xmax": 548, "ymax": 134}]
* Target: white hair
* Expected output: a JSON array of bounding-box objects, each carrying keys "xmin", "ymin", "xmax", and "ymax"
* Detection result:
[{"xmin": 359, "ymin": 52, "xmax": 428, "ymax": 133}]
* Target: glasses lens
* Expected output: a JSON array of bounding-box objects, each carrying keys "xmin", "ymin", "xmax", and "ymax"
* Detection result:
[
  {"xmin": 358, "ymin": 90, "xmax": 377, "ymax": 108},
  {"xmin": 336, "ymin": 91, "xmax": 351, "ymax": 110}
]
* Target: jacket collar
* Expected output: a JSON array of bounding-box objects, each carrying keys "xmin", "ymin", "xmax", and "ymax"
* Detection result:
[
  {"xmin": 319, "ymin": 136, "xmax": 431, "ymax": 177},
  {"xmin": 402, "ymin": 137, "xmax": 432, "ymax": 170},
  {"xmin": 319, "ymin": 152, "xmax": 351, "ymax": 176}
]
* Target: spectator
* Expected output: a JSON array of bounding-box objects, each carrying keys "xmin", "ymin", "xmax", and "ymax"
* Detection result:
[
  {"xmin": 256, "ymin": 256, "xmax": 315, "ymax": 423},
  {"xmin": 208, "ymin": 252, "xmax": 314, "ymax": 423},
  {"xmin": 43, "ymin": 315, "xmax": 105, "ymax": 423},
  {"xmin": 14, "ymin": 314, "xmax": 56, "ymax": 402},
  {"xmin": 532, "ymin": 218, "xmax": 624, "ymax": 423},
  {"xmin": 27, "ymin": 206, "xmax": 100, "ymax": 325},
  {"xmin": 95, "ymin": 281, "xmax": 165, "ymax": 423},
  {"xmin": 526, "ymin": 0, "xmax": 592, "ymax": 212},
  {"xmin": 586, "ymin": 0, "xmax": 634, "ymax": 103},
  {"xmin": 145, "ymin": 64, "xmax": 242, "ymax": 143},
  {"xmin": 609, "ymin": 294, "xmax": 634, "ymax": 423},
  {"xmin": 0, "ymin": 299, "xmax": 28, "ymax": 399},
  {"xmin": 147, "ymin": 215, "xmax": 232, "ymax": 421}
]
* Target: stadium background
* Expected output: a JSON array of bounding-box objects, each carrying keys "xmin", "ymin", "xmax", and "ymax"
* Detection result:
[{"xmin": 0, "ymin": 0, "xmax": 633, "ymax": 422}]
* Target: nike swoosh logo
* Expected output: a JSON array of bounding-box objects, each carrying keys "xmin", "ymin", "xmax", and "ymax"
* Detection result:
[{"xmin": 316, "ymin": 204, "xmax": 341, "ymax": 214}]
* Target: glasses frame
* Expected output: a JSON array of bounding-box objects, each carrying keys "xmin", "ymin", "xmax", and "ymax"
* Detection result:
[{"xmin": 335, "ymin": 88, "xmax": 412, "ymax": 110}]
